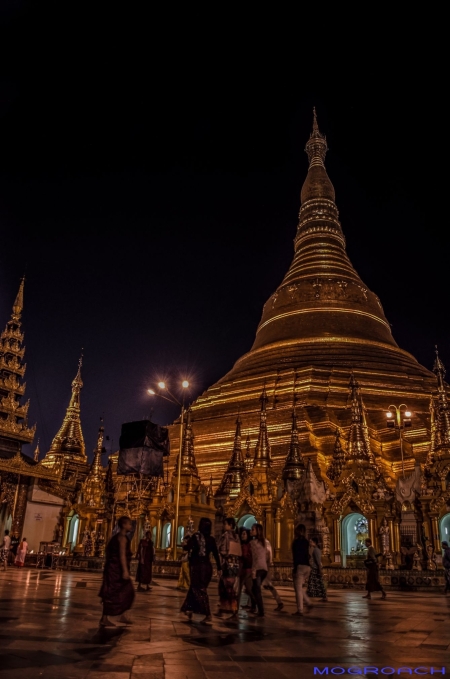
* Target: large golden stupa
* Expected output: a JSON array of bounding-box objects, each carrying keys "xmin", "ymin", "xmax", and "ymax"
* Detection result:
[{"xmin": 172, "ymin": 112, "xmax": 435, "ymax": 486}]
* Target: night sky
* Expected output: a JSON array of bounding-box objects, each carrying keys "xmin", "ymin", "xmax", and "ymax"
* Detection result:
[{"xmin": 0, "ymin": 6, "xmax": 447, "ymax": 460}]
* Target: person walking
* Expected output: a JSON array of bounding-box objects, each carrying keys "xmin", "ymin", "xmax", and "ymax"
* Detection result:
[
  {"xmin": 177, "ymin": 537, "xmax": 191, "ymax": 591},
  {"xmin": 1, "ymin": 530, "xmax": 11, "ymax": 571},
  {"xmin": 442, "ymin": 540, "xmax": 450, "ymax": 594},
  {"xmin": 262, "ymin": 537, "xmax": 284, "ymax": 611},
  {"xmin": 180, "ymin": 517, "xmax": 221, "ymax": 623},
  {"xmin": 363, "ymin": 538, "xmax": 386, "ymax": 600},
  {"xmin": 9, "ymin": 533, "xmax": 19, "ymax": 566},
  {"xmin": 135, "ymin": 530, "xmax": 155, "ymax": 591},
  {"xmin": 250, "ymin": 523, "xmax": 270, "ymax": 617},
  {"xmin": 217, "ymin": 517, "xmax": 241, "ymax": 617},
  {"xmin": 306, "ymin": 535, "xmax": 328, "ymax": 601},
  {"xmin": 14, "ymin": 537, "xmax": 28, "ymax": 567},
  {"xmin": 99, "ymin": 516, "xmax": 135, "ymax": 627},
  {"xmin": 292, "ymin": 523, "xmax": 313, "ymax": 615},
  {"xmin": 238, "ymin": 527, "xmax": 257, "ymax": 612}
]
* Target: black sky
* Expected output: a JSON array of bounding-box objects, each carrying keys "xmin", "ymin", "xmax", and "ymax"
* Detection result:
[{"xmin": 0, "ymin": 5, "xmax": 447, "ymax": 460}]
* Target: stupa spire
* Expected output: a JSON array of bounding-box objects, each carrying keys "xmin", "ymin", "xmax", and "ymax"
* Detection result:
[
  {"xmin": 282, "ymin": 407, "xmax": 305, "ymax": 482},
  {"xmin": 327, "ymin": 429, "xmax": 345, "ymax": 482},
  {"xmin": 43, "ymin": 356, "xmax": 86, "ymax": 466},
  {"xmin": 433, "ymin": 347, "xmax": 450, "ymax": 450},
  {"xmin": 218, "ymin": 413, "xmax": 247, "ymax": 497},
  {"xmin": 0, "ymin": 278, "xmax": 35, "ymax": 446},
  {"xmin": 179, "ymin": 408, "xmax": 199, "ymax": 476},
  {"xmin": 34, "ymin": 438, "xmax": 40, "ymax": 462},
  {"xmin": 253, "ymin": 386, "xmax": 271, "ymax": 468},
  {"xmin": 12, "ymin": 277, "xmax": 25, "ymax": 320},
  {"xmin": 245, "ymin": 112, "xmax": 400, "ymax": 363},
  {"xmin": 305, "ymin": 107, "xmax": 328, "ymax": 168},
  {"xmin": 82, "ymin": 420, "xmax": 106, "ymax": 508},
  {"xmin": 346, "ymin": 375, "xmax": 371, "ymax": 462}
]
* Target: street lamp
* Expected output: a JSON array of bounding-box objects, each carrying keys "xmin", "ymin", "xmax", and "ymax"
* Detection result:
[
  {"xmin": 386, "ymin": 404, "xmax": 412, "ymax": 478},
  {"xmin": 148, "ymin": 379, "xmax": 189, "ymax": 560}
]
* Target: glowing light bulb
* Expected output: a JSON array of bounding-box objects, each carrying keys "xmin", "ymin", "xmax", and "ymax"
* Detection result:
[
  {"xmin": 158, "ymin": 381, "xmax": 166, "ymax": 389},
  {"xmin": 405, "ymin": 411, "xmax": 412, "ymax": 418},
  {"xmin": 148, "ymin": 389, "xmax": 155, "ymax": 395},
  {"xmin": 182, "ymin": 380, "xmax": 189, "ymax": 388},
  {"xmin": 386, "ymin": 412, "xmax": 393, "ymax": 418}
]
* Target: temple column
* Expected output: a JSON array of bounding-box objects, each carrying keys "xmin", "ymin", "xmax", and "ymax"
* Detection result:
[
  {"xmin": 11, "ymin": 478, "xmax": 28, "ymax": 537},
  {"xmin": 430, "ymin": 514, "xmax": 441, "ymax": 552},
  {"xmin": 369, "ymin": 517, "xmax": 378, "ymax": 551},
  {"xmin": 333, "ymin": 517, "xmax": 341, "ymax": 563},
  {"xmin": 388, "ymin": 517, "xmax": 395, "ymax": 553},
  {"xmin": 63, "ymin": 515, "xmax": 72, "ymax": 547},
  {"xmin": 273, "ymin": 508, "xmax": 281, "ymax": 561},
  {"xmin": 156, "ymin": 518, "xmax": 162, "ymax": 549}
]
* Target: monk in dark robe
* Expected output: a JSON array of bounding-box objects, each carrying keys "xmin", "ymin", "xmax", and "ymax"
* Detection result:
[
  {"xmin": 136, "ymin": 531, "xmax": 155, "ymax": 591},
  {"xmin": 99, "ymin": 516, "xmax": 135, "ymax": 626}
]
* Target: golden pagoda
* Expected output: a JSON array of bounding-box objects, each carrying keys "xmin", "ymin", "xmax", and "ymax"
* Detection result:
[
  {"xmin": 169, "ymin": 111, "xmax": 435, "ymax": 489},
  {"xmin": 0, "ymin": 278, "xmax": 35, "ymax": 455},
  {"xmin": 42, "ymin": 356, "xmax": 88, "ymax": 478}
]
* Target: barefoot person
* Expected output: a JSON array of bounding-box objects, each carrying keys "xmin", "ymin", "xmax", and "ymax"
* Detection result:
[
  {"xmin": 180, "ymin": 518, "xmax": 221, "ymax": 624},
  {"xmin": 136, "ymin": 530, "xmax": 155, "ymax": 592},
  {"xmin": 99, "ymin": 516, "xmax": 135, "ymax": 626},
  {"xmin": 363, "ymin": 538, "xmax": 386, "ymax": 600}
]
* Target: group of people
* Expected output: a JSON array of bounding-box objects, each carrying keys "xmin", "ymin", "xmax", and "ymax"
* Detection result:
[
  {"xmin": 1, "ymin": 530, "xmax": 28, "ymax": 570},
  {"xmin": 179, "ymin": 518, "xmax": 328, "ymax": 623}
]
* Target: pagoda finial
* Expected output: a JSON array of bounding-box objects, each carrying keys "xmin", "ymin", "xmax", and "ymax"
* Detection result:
[
  {"xmin": 12, "ymin": 278, "xmax": 25, "ymax": 319},
  {"xmin": 254, "ymin": 386, "xmax": 271, "ymax": 468},
  {"xmin": 282, "ymin": 406, "xmax": 305, "ymax": 482},
  {"xmin": 312, "ymin": 106, "xmax": 319, "ymax": 132},
  {"xmin": 218, "ymin": 412, "xmax": 247, "ymax": 497},
  {"xmin": 433, "ymin": 346, "xmax": 446, "ymax": 390},
  {"xmin": 305, "ymin": 107, "xmax": 328, "ymax": 168},
  {"xmin": 179, "ymin": 407, "xmax": 199, "ymax": 477},
  {"xmin": 346, "ymin": 375, "xmax": 371, "ymax": 462},
  {"xmin": 327, "ymin": 429, "xmax": 345, "ymax": 482},
  {"xmin": 34, "ymin": 438, "xmax": 40, "ymax": 462},
  {"xmin": 432, "ymin": 347, "xmax": 450, "ymax": 450},
  {"xmin": 43, "ymin": 356, "xmax": 86, "ymax": 464}
]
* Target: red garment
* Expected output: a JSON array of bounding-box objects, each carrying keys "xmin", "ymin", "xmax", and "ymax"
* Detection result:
[{"xmin": 241, "ymin": 542, "xmax": 252, "ymax": 572}]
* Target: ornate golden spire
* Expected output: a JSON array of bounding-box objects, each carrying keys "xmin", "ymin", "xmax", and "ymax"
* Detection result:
[
  {"xmin": 12, "ymin": 277, "xmax": 25, "ymax": 320},
  {"xmin": 253, "ymin": 386, "xmax": 271, "ymax": 468},
  {"xmin": 346, "ymin": 375, "xmax": 371, "ymax": 462},
  {"xmin": 305, "ymin": 107, "xmax": 329, "ymax": 169},
  {"xmin": 179, "ymin": 408, "xmax": 199, "ymax": 476},
  {"xmin": 242, "ymin": 110, "xmax": 406, "ymax": 370},
  {"xmin": 282, "ymin": 408, "xmax": 305, "ymax": 482},
  {"xmin": 433, "ymin": 347, "xmax": 450, "ymax": 451},
  {"xmin": 0, "ymin": 278, "xmax": 35, "ymax": 445},
  {"xmin": 82, "ymin": 420, "xmax": 105, "ymax": 507},
  {"xmin": 33, "ymin": 439, "xmax": 40, "ymax": 462},
  {"xmin": 217, "ymin": 413, "xmax": 247, "ymax": 497},
  {"xmin": 43, "ymin": 356, "xmax": 86, "ymax": 465},
  {"xmin": 327, "ymin": 429, "xmax": 345, "ymax": 482}
]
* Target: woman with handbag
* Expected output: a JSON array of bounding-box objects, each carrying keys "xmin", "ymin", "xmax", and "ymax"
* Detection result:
[
  {"xmin": 306, "ymin": 535, "xmax": 328, "ymax": 601},
  {"xmin": 217, "ymin": 517, "xmax": 241, "ymax": 617},
  {"xmin": 363, "ymin": 538, "xmax": 386, "ymax": 600}
]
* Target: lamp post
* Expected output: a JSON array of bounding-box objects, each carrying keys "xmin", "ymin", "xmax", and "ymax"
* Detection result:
[
  {"xmin": 148, "ymin": 379, "xmax": 189, "ymax": 560},
  {"xmin": 386, "ymin": 404, "xmax": 412, "ymax": 478}
]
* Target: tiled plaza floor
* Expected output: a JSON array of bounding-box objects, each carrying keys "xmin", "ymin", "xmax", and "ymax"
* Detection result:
[{"xmin": 0, "ymin": 567, "xmax": 449, "ymax": 678}]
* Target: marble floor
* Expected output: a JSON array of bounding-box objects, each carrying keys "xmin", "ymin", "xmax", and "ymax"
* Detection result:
[{"xmin": 0, "ymin": 567, "xmax": 449, "ymax": 678}]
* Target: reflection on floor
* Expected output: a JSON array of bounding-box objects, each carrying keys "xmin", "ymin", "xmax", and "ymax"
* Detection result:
[{"xmin": 0, "ymin": 568, "xmax": 449, "ymax": 678}]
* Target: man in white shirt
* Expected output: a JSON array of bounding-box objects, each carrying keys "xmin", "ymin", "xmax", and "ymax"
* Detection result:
[
  {"xmin": 263, "ymin": 538, "xmax": 284, "ymax": 611},
  {"xmin": 1, "ymin": 530, "xmax": 11, "ymax": 571}
]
